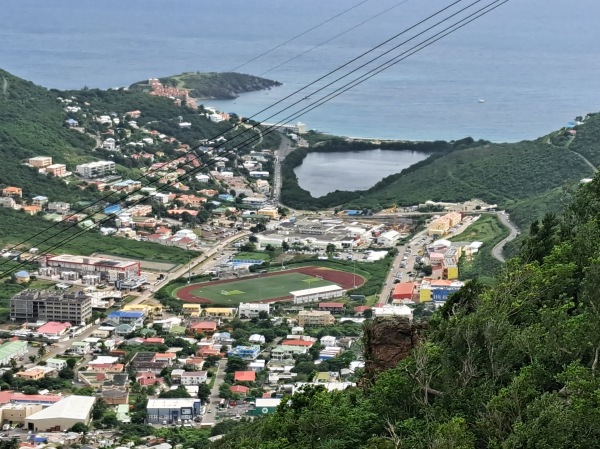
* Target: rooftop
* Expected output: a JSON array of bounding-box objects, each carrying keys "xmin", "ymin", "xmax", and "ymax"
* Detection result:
[{"xmin": 26, "ymin": 395, "xmax": 95, "ymax": 421}]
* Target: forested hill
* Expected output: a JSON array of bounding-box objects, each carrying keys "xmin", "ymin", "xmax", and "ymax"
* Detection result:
[
  {"xmin": 130, "ymin": 71, "xmax": 282, "ymax": 99},
  {"xmin": 213, "ymin": 174, "xmax": 600, "ymax": 448},
  {"xmin": 283, "ymin": 114, "xmax": 600, "ymax": 234},
  {"xmin": 0, "ymin": 68, "xmax": 97, "ymax": 201}
]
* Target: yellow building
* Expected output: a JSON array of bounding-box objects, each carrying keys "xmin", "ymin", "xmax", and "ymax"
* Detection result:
[
  {"xmin": 257, "ymin": 207, "xmax": 279, "ymax": 219},
  {"xmin": 428, "ymin": 212, "xmax": 462, "ymax": 237},
  {"xmin": 122, "ymin": 303, "xmax": 163, "ymax": 317},
  {"xmin": 15, "ymin": 369, "xmax": 46, "ymax": 381},
  {"xmin": 182, "ymin": 304, "xmax": 202, "ymax": 316},
  {"xmin": 443, "ymin": 263, "xmax": 459, "ymax": 280},
  {"xmin": 204, "ymin": 307, "xmax": 235, "ymax": 318},
  {"xmin": 428, "ymin": 217, "xmax": 450, "ymax": 237}
]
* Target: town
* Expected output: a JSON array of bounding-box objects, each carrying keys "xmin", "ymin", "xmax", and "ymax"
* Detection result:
[{"xmin": 0, "ymin": 82, "xmax": 512, "ymax": 447}]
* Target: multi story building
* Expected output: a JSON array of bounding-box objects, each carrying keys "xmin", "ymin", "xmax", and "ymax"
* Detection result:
[
  {"xmin": 297, "ymin": 310, "xmax": 336, "ymax": 327},
  {"xmin": 10, "ymin": 290, "xmax": 92, "ymax": 324},
  {"xmin": 75, "ymin": 161, "xmax": 116, "ymax": 178},
  {"xmin": 41, "ymin": 254, "xmax": 141, "ymax": 282},
  {"xmin": 46, "ymin": 164, "xmax": 67, "ymax": 178},
  {"xmin": 238, "ymin": 302, "xmax": 270, "ymax": 319},
  {"xmin": 28, "ymin": 156, "xmax": 52, "ymax": 168}
]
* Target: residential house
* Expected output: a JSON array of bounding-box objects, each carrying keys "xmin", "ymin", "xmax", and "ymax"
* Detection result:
[
  {"xmin": 234, "ymin": 371, "xmax": 256, "ymax": 383},
  {"xmin": 71, "ymin": 341, "xmax": 90, "ymax": 355},
  {"xmin": 203, "ymin": 308, "xmax": 235, "ymax": 318},
  {"xmin": 46, "ymin": 358, "xmax": 67, "ymax": 371},
  {"xmin": 188, "ymin": 321, "xmax": 218, "ymax": 336},
  {"xmin": 270, "ymin": 345, "xmax": 307, "ymax": 361},
  {"xmin": 2, "ymin": 187, "xmax": 22, "ymax": 198}
]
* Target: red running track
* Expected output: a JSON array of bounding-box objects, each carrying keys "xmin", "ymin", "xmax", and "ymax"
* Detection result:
[{"xmin": 175, "ymin": 266, "xmax": 365, "ymax": 304}]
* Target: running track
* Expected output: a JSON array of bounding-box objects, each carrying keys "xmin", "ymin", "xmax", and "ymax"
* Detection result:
[{"xmin": 176, "ymin": 266, "xmax": 365, "ymax": 304}]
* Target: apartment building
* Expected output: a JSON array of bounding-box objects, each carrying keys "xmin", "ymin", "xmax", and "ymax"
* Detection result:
[
  {"xmin": 28, "ymin": 156, "xmax": 52, "ymax": 168},
  {"xmin": 75, "ymin": 161, "xmax": 116, "ymax": 178},
  {"xmin": 46, "ymin": 164, "xmax": 67, "ymax": 178},
  {"xmin": 10, "ymin": 290, "xmax": 92, "ymax": 324},
  {"xmin": 297, "ymin": 310, "xmax": 336, "ymax": 327},
  {"xmin": 41, "ymin": 254, "xmax": 141, "ymax": 281}
]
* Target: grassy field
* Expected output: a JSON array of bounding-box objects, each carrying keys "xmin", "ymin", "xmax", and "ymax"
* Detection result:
[
  {"xmin": 449, "ymin": 214, "xmax": 509, "ymax": 282},
  {"xmin": 180, "ymin": 272, "xmax": 338, "ymax": 306},
  {"xmin": 233, "ymin": 252, "xmax": 271, "ymax": 261}
]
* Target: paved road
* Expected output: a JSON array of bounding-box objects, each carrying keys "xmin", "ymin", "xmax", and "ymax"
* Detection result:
[
  {"xmin": 201, "ymin": 358, "xmax": 227, "ymax": 426},
  {"xmin": 491, "ymin": 212, "xmax": 520, "ymax": 263},
  {"xmin": 272, "ymin": 134, "xmax": 293, "ymax": 203},
  {"xmin": 377, "ymin": 230, "xmax": 429, "ymax": 305}
]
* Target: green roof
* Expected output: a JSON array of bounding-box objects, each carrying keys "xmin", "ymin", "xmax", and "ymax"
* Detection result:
[
  {"xmin": 0, "ymin": 341, "xmax": 27, "ymax": 360},
  {"xmin": 46, "ymin": 358, "xmax": 66, "ymax": 364},
  {"xmin": 72, "ymin": 341, "xmax": 88, "ymax": 347},
  {"xmin": 170, "ymin": 325, "xmax": 186, "ymax": 335}
]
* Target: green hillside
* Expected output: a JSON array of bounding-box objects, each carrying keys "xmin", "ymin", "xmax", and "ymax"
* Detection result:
[
  {"xmin": 212, "ymin": 174, "xmax": 600, "ymax": 449},
  {"xmin": 0, "ymin": 69, "xmax": 98, "ymax": 202}
]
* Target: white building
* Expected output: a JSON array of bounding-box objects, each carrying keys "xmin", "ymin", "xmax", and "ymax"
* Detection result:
[
  {"xmin": 76, "ymin": 161, "xmax": 116, "ymax": 178},
  {"xmin": 25, "ymin": 395, "xmax": 95, "ymax": 431},
  {"xmin": 180, "ymin": 371, "xmax": 208, "ymax": 385},
  {"xmin": 320, "ymin": 336, "xmax": 337, "ymax": 347},
  {"xmin": 378, "ymin": 230, "xmax": 401, "ymax": 246},
  {"xmin": 249, "ymin": 334, "xmax": 266, "ymax": 344},
  {"xmin": 372, "ymin": 304, "xmax": 413, "ymax": 319},
  {"xmin": 238, "ymin": 302, "xmax": 270, "ymax": 319},
  {"xmin": 290, "ymin": 285, "xmax": 344, "ymax": 305}
]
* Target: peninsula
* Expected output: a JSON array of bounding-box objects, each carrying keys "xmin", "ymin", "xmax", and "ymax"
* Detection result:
[{"xmin": 129, "ymin": 71, "xmax": 282, "ymax": 100}]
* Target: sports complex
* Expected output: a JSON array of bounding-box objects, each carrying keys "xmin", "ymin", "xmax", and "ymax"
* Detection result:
[{"xmin": 175, "ymin": 266, "xmax": 366, "ymax": 305}]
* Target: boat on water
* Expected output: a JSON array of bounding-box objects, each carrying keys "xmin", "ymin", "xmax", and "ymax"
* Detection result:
[{"xmin": 478, "ymin": 99, "xmax": 485, "ymax": 103}]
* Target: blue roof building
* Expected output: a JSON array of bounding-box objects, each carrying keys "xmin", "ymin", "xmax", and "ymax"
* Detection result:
[
  {"xmin": 218, "ymin": 194, "xmax": 234, "ymax": 202},
  {"xmin": 227, "ymin": 345, "xmax": 261, "ymax": 360},
  {"xmin": 104, "ymin": 204, "xmax": 122, "ymax": 215},
  {"xmin": 107, "ymin": 311, "xmax": 145, "ymax": 329}
]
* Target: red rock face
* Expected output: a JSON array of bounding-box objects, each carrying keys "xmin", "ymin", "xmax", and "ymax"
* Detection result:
[{"xmin": 363, "ymin": 317, "xmax": 426, "ymax": 377}]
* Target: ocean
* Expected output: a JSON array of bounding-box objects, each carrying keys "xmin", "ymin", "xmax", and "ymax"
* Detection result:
[{"xmin": 2, "ymin": 0, "xmax": 600, "ymax": 142}]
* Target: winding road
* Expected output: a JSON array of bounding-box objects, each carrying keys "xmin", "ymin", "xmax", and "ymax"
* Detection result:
[{"xmin": 491, "ymin": 212, "xmax": 520, "ymax": 263}]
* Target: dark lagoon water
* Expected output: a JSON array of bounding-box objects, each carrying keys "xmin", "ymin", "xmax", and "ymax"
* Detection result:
[
  {"xmin": 294, "ymin": 149, "xmax": 429, "ymax": 197},
  {"xmin": 2, "ymin": 0, "xmax": 600, "ymax": 142}
]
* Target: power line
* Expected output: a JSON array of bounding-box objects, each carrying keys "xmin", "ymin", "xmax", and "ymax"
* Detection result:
[
  {"xmin": 0, "ymin": 0, "xmax": 509, "ymax": 280},
  {"xmin": 228, "ymin": 0, "xmax": 371, "ymax": 73},
  {"xmin": 0, "ymin": 0, "xmax": 499, "ymax": 277},
  {"xmin": 0, "ymin": 0, "xmax": 469, "ymax": 264},
  {"xmin": 260, "ymin": 0, "xmax": 412, "ymax": 77}
]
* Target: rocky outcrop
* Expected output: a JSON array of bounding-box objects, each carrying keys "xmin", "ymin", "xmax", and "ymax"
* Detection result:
[{"xmin": 363, "ymin": 316, "xmax": 426, "ymax": 379}]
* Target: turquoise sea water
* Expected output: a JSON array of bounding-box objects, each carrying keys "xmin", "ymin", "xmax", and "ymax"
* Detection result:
[{"xmin": 2, "ymin": 0, "xmax": 600, "ymax": 142}]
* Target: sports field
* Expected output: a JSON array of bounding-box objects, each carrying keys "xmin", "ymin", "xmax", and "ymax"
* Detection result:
[{"xmin": 175, "ymin": 266, "xmax": 366, "ymax": 305}]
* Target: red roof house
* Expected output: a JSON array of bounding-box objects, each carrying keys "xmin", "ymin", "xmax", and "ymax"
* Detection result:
[
  {"xmin": 234, "ymin": 371, "xmax": 256, "ymax": 382},
  {"xmin": 281, "ymin": 340, "xmax": 314, "ymax": 347},
  {"xmin": 392, "ymin": 282, "xmax": 416, "ymax": 301},
  {"xmin": 230, "ymin": 385, "xmax": 250, "ymax": 394}
]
